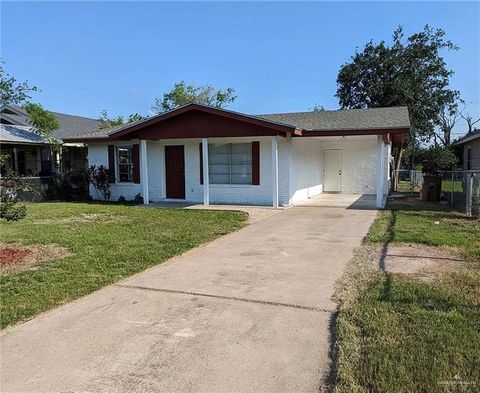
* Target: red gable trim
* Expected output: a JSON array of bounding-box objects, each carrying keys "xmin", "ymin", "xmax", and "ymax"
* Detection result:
[{"xmin": 109, "ymin": 103, "xmax": 298, "ymax": 140}]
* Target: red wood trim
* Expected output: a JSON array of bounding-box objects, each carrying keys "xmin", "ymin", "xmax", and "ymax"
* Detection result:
[
  {"xmin": 108, "ymin": 144, "xmax": 115, "ymax": 170},
  {"xmin": 107, "ymin": 145, "xmax": 116, "ymax": 182},
  {"xmin": 132, "ymin": 144, "xmax": 140, "ymax": 184},
  {"xmin": 252, "ymin": 141, "xmax": 260, "ymax": 185},
  {"xmin": 109, "ymin": 103, "xmax": 296, "ymax": 139},
  {"xmin": 199, "ymin": 143, "xmax": 203, "ymax": 185}
]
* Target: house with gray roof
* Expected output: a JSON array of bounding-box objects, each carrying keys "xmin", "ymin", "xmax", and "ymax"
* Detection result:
[
  {"xmin": 1, "ymin": 104, "xmax": 100, "ymax": 177},
  {"xmin": 65, "ymin": 103, "xmax": 410, "ymax": 208},
  {"xmin": 453, "ymin": 130, "xmax": 480, "ymax": 171}
]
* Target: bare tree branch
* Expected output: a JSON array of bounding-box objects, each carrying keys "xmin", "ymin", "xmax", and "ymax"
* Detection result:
[{"xmin": 460, "ymin": 111, "xmax": 480, "ymax": 133}]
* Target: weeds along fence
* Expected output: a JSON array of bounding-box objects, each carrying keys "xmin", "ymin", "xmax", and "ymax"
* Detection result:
[{"xmin": 392, "ymin": 170, "xmax": 480, "ymax": 218}]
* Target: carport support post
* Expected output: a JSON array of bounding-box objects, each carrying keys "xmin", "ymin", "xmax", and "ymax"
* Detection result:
[
  {"xmin": 202, "ymin": 138, "xmax": 209, "ymax": 206},
  {"xmin": 376, "ymin": 135, "xmax": 384, "ymax": 208},
  {"xmin": 140, "ymin": 139, "xmax": 149, "ymax": 205},
  {"xmin": 272, "ymin": 135, "xmax": 279, "ymax": 208}
]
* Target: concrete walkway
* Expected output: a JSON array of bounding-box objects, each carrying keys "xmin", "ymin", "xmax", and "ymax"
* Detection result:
[{"xmin": 1, "ymin": 203, "xmax": 377, "ymax": 393}]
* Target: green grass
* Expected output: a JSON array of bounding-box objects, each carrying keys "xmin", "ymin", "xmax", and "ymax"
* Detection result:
[
  {"xmin": 366, "ymin": 206, "xmax": 480, "ymax": 260},
  {"xmin": 333, "ymin": 200, "xmax": 480, "ymax": 392},
  {"xmin": 0, "ymin": 202, "xmax": 247, "ymax": 329},
  {"xmin": 441, "ymin": 180, "xmax": 463, "ymax": 193}
]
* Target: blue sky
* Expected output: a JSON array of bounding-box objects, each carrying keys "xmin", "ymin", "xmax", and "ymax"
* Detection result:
[{"xmin": 1, "ymin": 1, "xmax": 479, "ymax": 135}]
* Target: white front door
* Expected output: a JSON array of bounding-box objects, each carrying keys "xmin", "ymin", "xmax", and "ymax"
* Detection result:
[{"xmin": 324, "ymin": 149, "xmax": 342, "ymax": 192}]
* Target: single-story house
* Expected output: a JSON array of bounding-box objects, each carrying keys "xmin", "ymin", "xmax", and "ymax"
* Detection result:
[
  {"xmin": 0, "ymin": 104, "xmax": 100, "ymax": 177},
  {"xmin": 64, "ymin": 103, "xmax": 410, "ymax": 208},
  {"xmin": 453, "ymin": 130, "xmax": 480, "ymax": 170},
  {"xmin": 0, "ymin": 124, "xmax": 53, "ymax": 176}
]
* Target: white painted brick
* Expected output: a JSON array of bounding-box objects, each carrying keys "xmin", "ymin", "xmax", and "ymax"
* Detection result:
[{"xmin": 86, "ymin": 134, "xmax": 388, "ymax": 205}]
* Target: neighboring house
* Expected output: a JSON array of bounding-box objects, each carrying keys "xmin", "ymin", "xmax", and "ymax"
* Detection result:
[
  {"xmin": 453, "ymin": 130, "xmax": 480, "ymax": 170},
  {"xmin": 64, "ymin": 103, "xmax": 410, "ymax": 208},
  {"xmin": 0, "ymin": 104, "xmax": 100, "ymax": 177},
  {"xmin": 0, "ymin": 124, "xmax": 52, "ymax": 175}
]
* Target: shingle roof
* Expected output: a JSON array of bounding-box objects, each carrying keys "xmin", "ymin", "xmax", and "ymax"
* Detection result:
[
  {"xmin": 64, "ymin": 127, "xmax": 111, "ymax": 140},
  {"xmin": 0, "ymin": 105, "xmax": 101, "ymax": 140},
  {"xmin": 0, "ymin": 124, "xmax": 50, "ymax": 144},
  {"xmin": 452, "ymin": 130, "xmax": 480, "ymax": 146},
  {"xmin": 257, "ymin": 106, "xmax": 410, "ymax": 131},
  {"xmin": 63, "ymin": 104, "xmax": 411, "ymax": 142}
]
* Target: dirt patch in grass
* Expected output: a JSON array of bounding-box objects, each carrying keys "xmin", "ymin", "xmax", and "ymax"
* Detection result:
[
  {"xmin": 33, "ymin": 213, "xmax": 127, "ymax": 225},
  {"xmin": 383, "ymin": 243, "xmax": 464, "ymax": 278},
  {"xmin": 0, "ymin": 248, "xmax": 33, "ymax": 267},
  {"xmin": 367, "ymin": 243, "xmax": 466, "ymax": 282},
  {"xmin": 0, "ymin": 244, "xmax": 72, "ymax": 274}
]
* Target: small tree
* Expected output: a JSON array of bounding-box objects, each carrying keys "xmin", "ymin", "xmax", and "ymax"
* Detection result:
[
  {"xmin": 0, "ymin": 155, "xmax": 32, "ymax": 221},
  {"xmin": 417, "ymin": 146, "xmax": 458, "ymax": 173},
  {"xmin": 85, "ymin": 165, "xmax": 112, "ymax": 201},
  {"xmin": 25, "ymin": 103, "xmax": 61, "ymax": 151},
  {"xmin": 152, "ymin": 81, "xmax": 237, "ymax": 113}
]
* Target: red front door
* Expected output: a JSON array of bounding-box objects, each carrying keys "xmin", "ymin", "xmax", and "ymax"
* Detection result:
[{"xmin": 165, "ymin": 145, "xmax": 185, "ymax": 199}]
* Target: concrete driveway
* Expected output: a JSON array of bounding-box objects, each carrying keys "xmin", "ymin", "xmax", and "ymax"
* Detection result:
[{"xmin": 1, "ymin": 202, "xmax": 377, "ymax": 393}]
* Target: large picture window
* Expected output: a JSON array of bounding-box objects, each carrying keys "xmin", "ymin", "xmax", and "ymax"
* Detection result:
[
  {"xmin": 208, "ymin": 143, "xmax": 252, "ymax": 184},
  {"xmin": 117, "ymin": 146, "xmax": 134, "ymax": 182}
]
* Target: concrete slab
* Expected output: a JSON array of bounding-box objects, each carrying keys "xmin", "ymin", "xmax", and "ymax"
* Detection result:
[
  {"xmin": 142, "ymin": 202, "xmax": 283, "ymax": 223},
  {"xmin": 295, "ymin": 194, "xmax": 378, "ymax": 209},
  {"xmin": 1, "ymin": 286, "xmax": 330, "ymax": 393},
  {"xmin": 0, "ymin": 204, "xmax": 377, "ymax": 392},
  {"xmin": 126, "ymin": 206, "xmax": 376, "ymax": 311}
]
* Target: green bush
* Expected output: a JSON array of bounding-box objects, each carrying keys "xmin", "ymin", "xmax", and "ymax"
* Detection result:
[{"xmin": 0, "ymin": 198, "xmax": 26, "ymax": 221}]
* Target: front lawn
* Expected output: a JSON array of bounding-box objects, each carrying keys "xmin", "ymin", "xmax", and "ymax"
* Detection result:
[
  {"xmin": 0, "ymin": 202, "xmax": 247, "ymax": 329},
  {"xmin": 333, "ymin": 199, "xmax": 480, "ymax": 392}
]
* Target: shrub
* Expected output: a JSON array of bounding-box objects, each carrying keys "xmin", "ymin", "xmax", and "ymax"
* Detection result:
[
  {"xmin": 0, "ymin": 166, "xmax": 30, "ymax": 221},
  {"xmin": 85, "ymin": 165, "xmax": 112, "ymax": 200},
  {"xmin": 417, "ymin": 146, "xmax": 458, "ymax": 173},
  {"xmin": 0, "ymin": 199, "xmax": 26, "ymax": 221},
  {"xmin": 133, "ymin": 193, "xmax": 144, "ymax": 204},
  {"xmin": 118, "ymin": 195, "xmax": 126, "ymax": 204}
]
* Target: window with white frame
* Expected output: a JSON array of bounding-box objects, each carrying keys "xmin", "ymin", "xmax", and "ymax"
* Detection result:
[
  {"xmin": 117, "ymin": 146, "xmax": 133, "ymax": 182},
  {"xmin": 208, "ymin": 143, "xmax": 252, "ymax": 184}
]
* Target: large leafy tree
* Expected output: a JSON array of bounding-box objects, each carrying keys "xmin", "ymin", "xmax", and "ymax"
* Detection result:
[
  {"xmin": 152, "ymin": 81, "xmax": 236, "ymax": 113},
  {"xmin": 98, "ymin": 110, "xmax": 147, "ymax": 129},
  {"xmin": 0, "ymin": 61, "xmax": 38, "ymax": 106},
  {"xmin": 336, "ymin": 25, "xmax": 460, "ymax": 166}
]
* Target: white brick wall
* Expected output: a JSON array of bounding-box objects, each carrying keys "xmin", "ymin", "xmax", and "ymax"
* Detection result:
[
  {"xmin": 87, "ymin": 134, "xmax": 389, "ymax": 204},
  {"xmin": 87, "ymin": 142, "xmax": 142, "ymax": 201},
  {"xmin": 200, "ymin": 137, "xmax": 273, "ymax": 205},
  {"xmin": 314, "ymin": 135, "xmax": 380, "ymax": 195},
  {"xmin": 87, "ymin": 137, "xmax": 275, "ymax": 205},
  {"xmin": 286, "ymin": 138, "xmax": 324, "ymax": 204}
]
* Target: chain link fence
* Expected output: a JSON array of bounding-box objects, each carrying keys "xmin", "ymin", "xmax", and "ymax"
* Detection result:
[{"xmin": 392, "ymin": 170, "xmax": 480, "ymax": 218}]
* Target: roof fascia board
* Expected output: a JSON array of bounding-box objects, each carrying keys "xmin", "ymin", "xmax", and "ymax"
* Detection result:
[
  {"xmin": 453, "ymin": 133, "xmax": 480, "ymax": 146},
  {"xmin": 295, "ymin": 127, "xmax": 409, "ymax": 137}
]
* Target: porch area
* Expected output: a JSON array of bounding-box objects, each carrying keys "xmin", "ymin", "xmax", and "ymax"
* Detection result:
[{"xmin": 294, "ymin": 193, "xmax": 378, "ymax": 210}]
